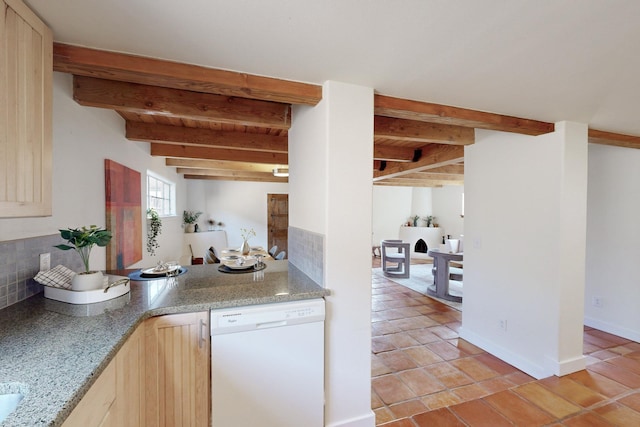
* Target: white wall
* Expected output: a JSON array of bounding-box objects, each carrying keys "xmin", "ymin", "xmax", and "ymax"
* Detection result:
[
  {"xmin": 185, "ymin": 179, "xmax": 288, "ymax": 250},
  {"xmin": 372, "ymin": 185, "xmax": 463, "ymax": 247},
  {"xmin": 432, "ymin": 185, "xmax": 465, "ymax": 239},
  {"xmin": 0, "ymin": 73, "xmax": 186, "ymax": 269},
  {"xmin": 372, "ymin": 186, "xmax": 412, "ymax": 244},
  {"xmin": 290, "ymin": 81, "xmax": 375, "ymax": 427},
  {"xmin": 585, "ymin": 144, "xmax": 640, "ymax": 341},
  {"xmin": 410, "ymin": 187, "xmax": 433, "ymax": 222},
  {"xmin": 460, "ymin": 122, "xmax": 587, "ymax": 379}
]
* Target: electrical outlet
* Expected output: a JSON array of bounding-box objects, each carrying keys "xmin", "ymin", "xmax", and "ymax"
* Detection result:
[
  {"xmin": 592, "ymin": 296, "xmax": 603, "ymax": 308},
  {"xmin": 39, "ymin": 253, "xmax": 51, "ymax": 271},
  {"xmin": 499, "ymin": 319, "xmax": 508, "ymax": 331}
]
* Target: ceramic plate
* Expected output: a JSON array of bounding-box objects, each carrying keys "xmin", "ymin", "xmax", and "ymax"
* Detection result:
[
  {"xmin": 141, "ymin": 265, "xmax": 180, "ymax": 276},
  {"xmin": 223, "ymin": 258, "xmax": 257, "ymax": 270}
]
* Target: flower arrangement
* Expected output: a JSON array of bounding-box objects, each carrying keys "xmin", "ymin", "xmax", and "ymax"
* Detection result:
[
  {"xmin": 54, "ymin": 225, "xmax": 112, "ymax": 273},
  {"xmin": 182, "ymin": 210, "xmax": 202, "ymax": 225},
  {"xmin": 240, "ymin": 227, "xmax": 256, "ymax": 241}
]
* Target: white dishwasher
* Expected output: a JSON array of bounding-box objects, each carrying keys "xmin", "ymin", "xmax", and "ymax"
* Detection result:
[{"xmin": 210, "ymin": 298, "xmax": 325, "ymax": 427}]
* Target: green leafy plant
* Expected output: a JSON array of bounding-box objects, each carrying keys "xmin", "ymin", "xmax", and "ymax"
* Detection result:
[
  {"xmin": 423, "ymin": 215, "xmax": 436, "ymax": 227},
  {"xmin": 182, "ymin": 210, "xmax": 202, "ymax": 225},
  {"xmin": 54, "ymin": 225, "xmax": 112, "ymax": 273},
  {"xmin": 147, "ymin": 208, "xmax": 162, "ymax": 256}
]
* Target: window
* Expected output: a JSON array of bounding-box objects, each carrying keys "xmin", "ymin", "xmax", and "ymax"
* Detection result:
[{"xmin": 147, "ymin": 171, "xmax": 175, "ymax": 216}]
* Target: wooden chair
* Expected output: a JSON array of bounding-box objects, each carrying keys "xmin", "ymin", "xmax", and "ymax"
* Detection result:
[{"xmin": 381, "ymin": 240, "xmax": 410, "ymax": 278}]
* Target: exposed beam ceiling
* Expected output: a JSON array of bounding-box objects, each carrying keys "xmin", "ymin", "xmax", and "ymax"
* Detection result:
[
  {"xmin": 54, "ymin": 43, "xmax": 322, "ymax": 105},
  {"xmin": 52, "ymin": 42, "xmax": 640, "ymax": 187}
]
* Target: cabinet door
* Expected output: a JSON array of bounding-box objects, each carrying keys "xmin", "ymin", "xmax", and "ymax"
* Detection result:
[
  {"xmin": 114, "ymin": 324, "xmax": 146, "ymax": 427},
  {"xmin": 62, "ymin": 358, "xmax": 117, "ymax": 427},
  {"xmin": 0, "ymin": 0, "xmax": 52, "ymax": 217},
  {"xmin": 145, "ymin": 312, "xmax": 210, "ymax": 427},
  {"xmin": 62, "ymin": 324, "xmax": 145, "ymax": 427}
]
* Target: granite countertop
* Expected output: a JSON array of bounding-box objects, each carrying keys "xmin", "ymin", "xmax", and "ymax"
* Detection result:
[{"xmin": 0, "ymin": 261, "xmax": 328, "ymax": 426}]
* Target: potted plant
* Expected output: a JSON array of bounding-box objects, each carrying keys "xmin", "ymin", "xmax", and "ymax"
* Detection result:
[
  {"xmin": 54, "ymin": 225, "xmax": 112, "ymax": 291},
  {"xmin": 183, "ymin": 210, "xmax": 202, "ymax": 233},
  {"xmin": 147, "ymin": 208, "xmax": 162, "ymax": 256}
]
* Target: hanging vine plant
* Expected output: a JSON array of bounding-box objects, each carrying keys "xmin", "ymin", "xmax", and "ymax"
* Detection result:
[{"xmin": 146, "ymin": 208, "xmax": 162, "ymax": 256}]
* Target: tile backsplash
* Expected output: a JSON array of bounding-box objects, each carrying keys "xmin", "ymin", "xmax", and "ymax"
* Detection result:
[
  {"xmin": 0, "ymin": 234, "xmax": 82, "ymax": 310},
  {"xmin": 288, "ymin": 226, "xmax": 324, "ymax": 286}
]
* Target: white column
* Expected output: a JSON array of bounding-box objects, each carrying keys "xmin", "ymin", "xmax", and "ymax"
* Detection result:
[
  {"xmin": 290, "ymin": 81, "xmax": 375, "ymax": 426},
  {"xmin": 460, "ymin": 121, "xmax": 587, "ymax": 379}
]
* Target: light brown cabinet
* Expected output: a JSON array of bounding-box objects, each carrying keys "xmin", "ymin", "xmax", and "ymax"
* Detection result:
[
  {"xmin": 63, "ymin": 312, "xmax": 209, "ymax": 427},
  {"xmin": 0, "ymin": 0, "xmax": 52, "ymax": 217},
  {"xmin": 145, "ymin": 311, "xmax": 210, "ymax": 427},
  {"xmin": 62, "ymin": 324, "xmax": 145, "ymax": 427}
]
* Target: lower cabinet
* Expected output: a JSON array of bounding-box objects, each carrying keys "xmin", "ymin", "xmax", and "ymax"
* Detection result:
[
  {"xmin": 145, "ymin": 311, "xmax": 211, "ymax": 427},
  {"xmin": 62, "ymin": 323, "xmax": 145, "ymax": 427},
  {"xmin": 62, "ymin": 311, "xmax": 210, "ymax": 427}
]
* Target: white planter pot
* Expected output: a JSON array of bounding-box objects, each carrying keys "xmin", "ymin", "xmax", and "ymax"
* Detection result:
[
  {"xmin": 71, "ymin": 271, "xmax": 105, "ymax": 291},
  {"xmin": 185, "ymin": 224, "xmax": 195, "ymax": 233}
]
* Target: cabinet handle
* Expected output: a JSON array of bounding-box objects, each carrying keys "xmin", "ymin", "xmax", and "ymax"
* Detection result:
[{"xmin": 199, "ymin": 318, "xmax": 207, "ymax": 349}]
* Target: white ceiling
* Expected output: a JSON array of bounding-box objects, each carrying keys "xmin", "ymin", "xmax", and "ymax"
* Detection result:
[{"xmin": 25, "ymin": 0, "xmax": 640, "ymax": 136}]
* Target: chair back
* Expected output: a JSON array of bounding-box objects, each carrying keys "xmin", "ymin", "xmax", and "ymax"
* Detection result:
[
  {"xmin": 269, "ymin": 245, "xmax": 279, "ymax": 257},
  {"xmin": 275, "ymin": 251, "xmax": 286, "ymax": 260}
]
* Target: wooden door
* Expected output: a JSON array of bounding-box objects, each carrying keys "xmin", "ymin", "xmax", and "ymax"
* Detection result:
[
  {"xmin": 267, "ymin": 194, "xmax": 288, "ymax": 258},
  {"xmin": 145, "ymin": 312, "xmax": 210, "ymax": 427}
]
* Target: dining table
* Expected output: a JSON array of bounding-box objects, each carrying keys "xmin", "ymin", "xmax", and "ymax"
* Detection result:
[
  {"xmin": 427, "ymin": 249, "xmax": 463, "ymax": 302},
  {"xmin": 220, "ymin": 246, "xmax": 272, "ymax": 260}
]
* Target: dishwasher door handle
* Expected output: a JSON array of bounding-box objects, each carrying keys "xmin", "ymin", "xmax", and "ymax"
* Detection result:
[{"xmin": 256, "ymin": 320, "xmax": 287, "ymax": 329}]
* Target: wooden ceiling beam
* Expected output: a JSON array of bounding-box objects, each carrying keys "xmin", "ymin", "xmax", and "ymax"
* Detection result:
[
  {"xmin": 151, "ymin": 143, "xmax": 288, "ymax": 164},
  {"xmin": 183, "ymin": 174, "xmax": 287, "ymax": 183},
  {"xmin": 165, "ymin": 158, "xmax": 279, "ymax": 172},
  {"xmin": 54, "ymin": 43, "xmax": 322, "ymax": 105},
  {"xmin": 374, "ymin": 116, "xmax": 474, "ymax": 145},
  {"xmin": 73, "ymin": 76, "xmax": 292, "ymax": 129},
  {"xmin": 427, "ymin": 164, "xmax": 464, "ymax": 174},
  {"xmin": 401, "ymin": 172, "xmax": 464, "ymax": 181},
  {"xmin": 588, "ymin": 129, "xmax": 640, "ymax": 149},
  {"xmin": 127, "ymin": 122, "xmax": 287, "ymax": 152},
  {"xmin": 176, "ymin": 168, "xmax": 284, "ymax": 179},
  {"xmin": 373, "ymin": 145, "xmax": 417, "ymax": 162},
  {"xmin": 373, "ymin": 144, "xmax": 465, "ymax": 181},
  {"xmin": 375, "ymin": 94, "xmax": 554, "ymax": 136}
]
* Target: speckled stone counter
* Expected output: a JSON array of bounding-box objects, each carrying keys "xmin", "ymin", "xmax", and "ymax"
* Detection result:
[{"xmin": 0, "ymin": 261, "xmax": 328, "ymax": 426}]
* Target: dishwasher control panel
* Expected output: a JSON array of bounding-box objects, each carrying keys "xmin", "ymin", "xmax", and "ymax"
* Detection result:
[{"xmin": 211, "ymin": 298, "xmax": 325, "ymax": 334}]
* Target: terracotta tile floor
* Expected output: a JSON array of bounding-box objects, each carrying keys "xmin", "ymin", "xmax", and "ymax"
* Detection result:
[{"xmin": 371, "ymin": 258, "xmax": 640, "ymax": 426}]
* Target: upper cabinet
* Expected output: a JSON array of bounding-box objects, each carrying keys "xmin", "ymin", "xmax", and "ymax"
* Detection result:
[{"xmin": 0, "ymin": 0, "xmax": 52, "ymax": 217}]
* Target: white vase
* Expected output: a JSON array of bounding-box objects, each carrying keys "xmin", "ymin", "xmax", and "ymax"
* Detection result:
[
  {"xmin": 185, "ymin": 224, "xmax": 195, "ymax": 233},
  {"xmin": 71, "ymin": 271, "xmax": 105, "ymax": 291},
  {"xmin": 240, "ymin": 239, "xmax": 250, "ymax": 255}
]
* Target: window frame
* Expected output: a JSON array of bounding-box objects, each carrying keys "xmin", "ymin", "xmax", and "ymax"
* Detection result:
[{"xmin": 147, "ymin": 171, "xmax": 176, "ymax": 217}]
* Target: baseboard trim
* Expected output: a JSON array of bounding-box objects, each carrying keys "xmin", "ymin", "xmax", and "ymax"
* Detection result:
[
  {"xmin": 459, "ymin": 327, "xmax": 549, "ymax": 379},
  {"xmin": 325, "ymin": 410, "xmax": 376, "ymax": 427},
  {"xmin": 584, "ymin": 316, "xmax": 640, "ymax": 343}
]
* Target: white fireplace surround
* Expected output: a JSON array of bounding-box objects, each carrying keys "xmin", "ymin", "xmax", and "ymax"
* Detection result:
[{"xmin": 398, "ymin": 226, "xmax": 443, "ymax": 259}]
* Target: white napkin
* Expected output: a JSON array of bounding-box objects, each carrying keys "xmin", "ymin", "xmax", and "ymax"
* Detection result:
[{"xmin": 34, "ymin": 265, "xmax": 75, "ymax": 289}]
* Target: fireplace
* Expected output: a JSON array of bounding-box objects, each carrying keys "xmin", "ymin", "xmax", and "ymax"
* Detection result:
[{"xmin": 415, "ymin": 239, "xmax": 428, "ymax": 253}]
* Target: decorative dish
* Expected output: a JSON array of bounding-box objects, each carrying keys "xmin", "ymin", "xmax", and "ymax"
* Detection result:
[
  {"xmin": 140, "ymin": 263, "xmax": 180, "ymax": 277},
  {"xmin": 223, "ymin": 258, "xmax": 257, "ymax": 270}
]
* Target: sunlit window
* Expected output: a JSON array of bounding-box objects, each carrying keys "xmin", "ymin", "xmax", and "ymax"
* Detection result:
[{"xmin": 147, "ymin": 171, "xmax": 175, "ymax": 216}]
